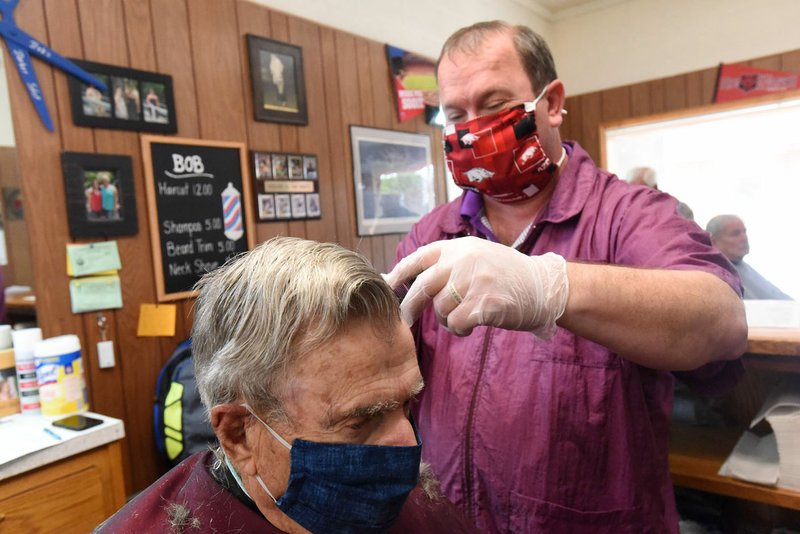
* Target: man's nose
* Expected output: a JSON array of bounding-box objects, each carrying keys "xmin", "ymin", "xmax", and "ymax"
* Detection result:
[{"xmin": 380, "ymin": 409, "xmax": 417, "ymax": 447}]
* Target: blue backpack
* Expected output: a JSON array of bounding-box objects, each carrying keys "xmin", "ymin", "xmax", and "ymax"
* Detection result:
[{"xmin": 153, "ymin": 339, "xmax": 217, "ymax": 467}]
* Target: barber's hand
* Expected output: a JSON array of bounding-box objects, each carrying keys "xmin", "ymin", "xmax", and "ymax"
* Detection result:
[{"xmin": 385, "ymin": 237, "xmax": 569, "ymax": 338}]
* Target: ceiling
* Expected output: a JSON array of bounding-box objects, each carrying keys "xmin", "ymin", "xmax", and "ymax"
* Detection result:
[{"xmin": 512, "ymin": 0, "xmax": 632, "ymax": 21}]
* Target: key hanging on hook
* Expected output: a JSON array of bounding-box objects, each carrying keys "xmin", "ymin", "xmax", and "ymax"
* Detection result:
[{"xmin": 96, "ymin": 312, "xmax": 108, "ymax": 342}]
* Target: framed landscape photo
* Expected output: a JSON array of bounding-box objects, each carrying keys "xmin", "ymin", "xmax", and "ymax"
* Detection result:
[
  {"xmin": 61, "ymin": 152, "xmax": 139, "ymax": 239},
  {"xmin": 350, "ymin": 126, "xmax": 435, "ymax": 236},
  {"xmin": 247, "ymin": 35, "xmax": 308, "ymax": 125},
  {"xmin": 68, "ymin": 59, "xmax": 177, "ymax": 133}
]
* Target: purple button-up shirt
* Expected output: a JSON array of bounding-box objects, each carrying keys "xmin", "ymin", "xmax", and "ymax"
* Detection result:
[{"xmin": 396, "ymin": 141, "xmax": 743, "ymax": 533}]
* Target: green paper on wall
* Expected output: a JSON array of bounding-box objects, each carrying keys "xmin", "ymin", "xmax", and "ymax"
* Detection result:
[
  {"xmin": 67, "ymin": 241, "xmax": 122, "ymax": 277},
  {"xmin": 69, "ymin": 275, "xmax": 123, "ymax": 313}
]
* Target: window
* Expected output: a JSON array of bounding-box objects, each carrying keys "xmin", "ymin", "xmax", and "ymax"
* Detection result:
[{"xmin": 602, "ymin": 94, "xmax": 800, "ymax": 299}]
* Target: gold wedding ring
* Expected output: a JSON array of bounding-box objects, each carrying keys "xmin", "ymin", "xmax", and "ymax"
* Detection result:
[{"xmin": 446, "ymin": 281, "xmax": 464, "ymax": 305}]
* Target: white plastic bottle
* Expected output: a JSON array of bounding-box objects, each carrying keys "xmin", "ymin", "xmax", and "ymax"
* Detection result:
[{"xmin": 12, "ymin": 327, "xmax": 43, "ymax": 415}]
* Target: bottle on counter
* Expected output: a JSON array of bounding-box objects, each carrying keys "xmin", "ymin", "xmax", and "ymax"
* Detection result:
[{"xmin": 12, "ymin": 327, "xmax": 43, "ymax": 415}]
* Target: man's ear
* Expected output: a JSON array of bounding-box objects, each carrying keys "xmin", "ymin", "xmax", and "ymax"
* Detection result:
[
  {"xmin": 545, "ymin": 80, "xmax": 566, "ymax": 128},
  {"xmin": 212, "ymin": 404, "xmax": 257, "ymax": 475}
]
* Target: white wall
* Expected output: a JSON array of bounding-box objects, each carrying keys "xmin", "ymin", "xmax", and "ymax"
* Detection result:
[
  {"xmin": 252, "ymin": 0, "xmax": 800, "ymax": 97},
  {"xmin": 553, "ymin": 0, "xmax": 800, "ymax": 95},
  {"xmin": 250, "ymin": 0, "xmax": 551, "ymax": 59}
]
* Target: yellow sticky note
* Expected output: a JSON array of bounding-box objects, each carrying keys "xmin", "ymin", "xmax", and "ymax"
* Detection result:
[{"xmin": 137, "ymin": 304, "xmax": 177, "ymax": 337}]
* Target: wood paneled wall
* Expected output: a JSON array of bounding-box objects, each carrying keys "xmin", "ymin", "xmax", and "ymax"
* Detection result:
[
  {"xmin": 560, "ymin": 48, "xmax": 800, "ymax": 164},
  {"xmin": 5, "ymin": 0, "xmax": 440, "ymax": 494}
]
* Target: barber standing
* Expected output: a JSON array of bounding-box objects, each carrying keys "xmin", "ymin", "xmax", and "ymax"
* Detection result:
[{"xmin": 386, "ymin": 21, "xmax": 747, "ymax": 533}]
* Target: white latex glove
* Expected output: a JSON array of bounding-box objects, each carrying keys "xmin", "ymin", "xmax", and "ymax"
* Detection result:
[{"xmin": 385, "ymin": 237, "xmax": 569, "ymax": 338}]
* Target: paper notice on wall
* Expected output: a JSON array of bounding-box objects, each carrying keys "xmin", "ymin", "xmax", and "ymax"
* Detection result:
[
  {"xmin": 69, "ymin": 275, "xmax": 123, "ymax": 313},
  {"xmin": 137, "ymin": 304, "xmax": 176, "ymax": 337},
  {"xmin": 66, "ymin": 241, "xmax": 122, "ymax": 277}
]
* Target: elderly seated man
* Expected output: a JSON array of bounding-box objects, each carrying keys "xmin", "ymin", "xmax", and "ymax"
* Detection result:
[
  {"xmin": 97, "ymin": 237, "xmax": 475, "ymax": 533},
  {"xmin": 707, "ymin": 214, "xmax": 791, "ymax": 300}
]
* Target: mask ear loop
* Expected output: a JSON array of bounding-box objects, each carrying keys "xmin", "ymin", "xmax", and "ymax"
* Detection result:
[
  {"xmin": 242, "ymin": 403, "xmax": 292, "ymax": 450},
  {"xmin": 240, "ymin": 403, "xmax": 290, "ymax": 504},
  {"xmin": 223, "ymin": 453, "xmax": 282, "ymax": 503},
  {"xmin": 555, "ymin": 147, "xmax": 567, "ymax": 168}
]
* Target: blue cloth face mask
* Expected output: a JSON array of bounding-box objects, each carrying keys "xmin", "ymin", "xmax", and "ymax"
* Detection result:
[{"xmin": 241, "ymin": 403, "xmax": 422, "ymax": 534}]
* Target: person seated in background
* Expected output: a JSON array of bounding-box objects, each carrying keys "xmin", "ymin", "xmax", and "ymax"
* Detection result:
[
  {"xmin": 95, "ymin": 237, "xmax": 476, "ymax": 534},
  {"xmin": 707, "ymin": 214, "xmax": 791, "ymax": 300},
  {"xmin": 626, "ymin": 166, "xmax": 659, "ymax": 189},
  {"xmin": 627, "ymin": 166, "xmax": 694, "ymax": 219}
]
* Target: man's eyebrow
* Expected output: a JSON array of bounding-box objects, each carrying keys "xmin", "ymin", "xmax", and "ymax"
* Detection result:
[{"xmin": 323, "ymin": 378, "xmax": 425, "ymax": 429}]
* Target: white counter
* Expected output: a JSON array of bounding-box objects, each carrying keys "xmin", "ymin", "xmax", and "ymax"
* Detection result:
[{"xmin": 0, "ymin": 411, "xmax": 125, "ymax": 481}]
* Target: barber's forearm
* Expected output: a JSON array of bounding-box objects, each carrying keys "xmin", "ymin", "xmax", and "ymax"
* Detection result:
[{"xmin": 558, "ymin": 263, "xmax": 747, "ymax": 370}]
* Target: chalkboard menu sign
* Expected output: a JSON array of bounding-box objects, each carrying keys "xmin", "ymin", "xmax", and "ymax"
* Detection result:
[{"xmin": 141, "ymin": 136, "xmax": 255, "ymax": 301}]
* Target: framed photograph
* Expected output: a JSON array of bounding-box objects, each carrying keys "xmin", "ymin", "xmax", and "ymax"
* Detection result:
[
  {"xmin": 258, "ymin": 194, "xmax": 276, "ymax": 219},
  {"xmin": 250, "ymin": 151, "xmax": 322, "ymax": 222},
  {"xmin": 275, "ymin": 194, "xmax": 292, "ymax": 218},
  {"xmin": 61, "ymin": 152, "xmax": 139, "ymax": 239},
  {"xmin": 253, "ymin": 152, "xmax": 272, "ymax": 179},
  {"xmin": 303, "ymin": 155, "xmax": 318, "ymax": 179},
  {"xmin": 288, "ymin": 155, "xmax": 303, "ymax": 178},
  {"xmin": 350, "ymin": 126, "xmax": 435, "ymax": 236},
  {"xmin": 272, "ymin": 154, "xmax": 288, "ymax": 178},
  {"xmin": 306, "ymin": 193, "xmax": 321, "ymax": 217},
  {"xmin": 290, "ymin": 194, "xmax": 307, "ymax": 218},
  {"xmin": 68, "ymin": 59, "xmax": 177, "ymax": 133},
  {"xmin": 247, "ymin": 35, "xmax": 308, "ymax": 125}
]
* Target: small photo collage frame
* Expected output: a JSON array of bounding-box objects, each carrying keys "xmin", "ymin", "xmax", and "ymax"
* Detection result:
[
  {"xmin": 252, "ymin": 151, "xmax": 320, "ymax": 221},
  {"xmin": 67, "ymin": 59, "xmax": 177, "ymax": 133}
]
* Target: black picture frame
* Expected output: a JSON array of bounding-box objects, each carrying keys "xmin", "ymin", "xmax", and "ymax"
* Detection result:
[
  {"xmin": 67, "ymin": 59, "xmax": 177, "ymax": 133},
  {"xmin": 247, "ymin": 35, "xmax": 308, "ymax": 125},
  {"xmin": 61, "ymin": 152, "xmax": 139, "ymax": 239},
  {"xmin": 250, "ymin": 150, "xmax": 320, "ymax": 222}
]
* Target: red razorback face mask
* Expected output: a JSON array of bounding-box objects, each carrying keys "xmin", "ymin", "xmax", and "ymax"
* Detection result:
[{"xmin": 444, "ymin": 88, "xmax": 566, "ymax": 203}]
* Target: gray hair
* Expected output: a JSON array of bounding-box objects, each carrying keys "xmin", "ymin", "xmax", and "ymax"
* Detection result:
[
  {"xmin": 626, "ymin": 166, "xmax": 658, "ymax": 188},
  {"xmin": 436, "ymin": 21, "xmax": 558, "ymax": 95},
  {"xmin": 192, "ymin": 237, "xmax": 400, "ymax": 421},
  {"xmin": 706, "ymin": 214, "xmax": 742, "ymax": 237}
]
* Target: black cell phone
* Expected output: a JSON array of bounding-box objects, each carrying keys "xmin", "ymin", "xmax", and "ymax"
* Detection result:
[{"xmin": 52, "ymin": 414, "xmax": 104, "ymax": 431}]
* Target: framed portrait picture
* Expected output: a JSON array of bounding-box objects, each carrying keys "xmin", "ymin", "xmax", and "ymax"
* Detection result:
[
  {"xmin": 258, "ymin": 194, "xmax": 276, "ymax": 219},
  {"xmin": 254, "ymin": 152, "xmax": 272, "ymax": 179},
  {"xmin": 61, "ymin": 152, "xmax": 139, "ymax": 239},
  {"xmin": 306, "ymin": 193, "xmax": 321, "ymax": 217},
  {"xmin": 272, "ymin": 154, "xmax": 289, "ymax": 179},
  {"xmin": 350, "ymin": 126, "xmax": 435, "ymax": 236},
  {"xmin": 290, "ymin": 194, "xmax": 307, "ymax": 218},
  {"xmin": 288, "ymin": 155, "xmax": 303, "ymax": 178},
  {"xmin": 247, "ymin": 35, "xmax": 308, "ymax": 125},
  {"xmin": 275, "ymin": 194, "xmax": 292, "ymax": 218},
  {"xmin": 67, "ymin": 59, "xmax": 177, "ymax": 133},
  {"xmin": 303, "ymin": 155, "xmax": 318, "ymax": 179}
]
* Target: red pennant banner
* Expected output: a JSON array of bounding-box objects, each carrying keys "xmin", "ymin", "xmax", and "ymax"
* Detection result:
[{"xmin": 714, "ymin": 63, "xmax": 799, "ymax": 103}]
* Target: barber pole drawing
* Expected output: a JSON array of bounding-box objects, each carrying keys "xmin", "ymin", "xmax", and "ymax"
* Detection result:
[{"xmin": 221, "ymin": 183, "xmax": 244, "ymax": 241}]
